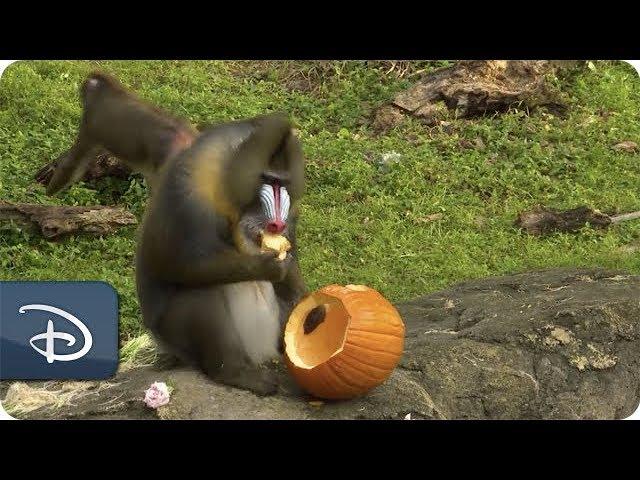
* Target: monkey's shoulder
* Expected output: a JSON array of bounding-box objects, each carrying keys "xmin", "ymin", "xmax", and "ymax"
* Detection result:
[
  {"xmin": 160, "ymin": 149, "xmax": 241, "ymax": 221},
  {"xmin": 140, "ymin": 195, "xmax": 231, "ymax": 265}
]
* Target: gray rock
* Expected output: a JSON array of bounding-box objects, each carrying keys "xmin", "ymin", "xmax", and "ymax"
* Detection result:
[{"xmin": 3, "ymin": 268, "xmax": 640, "ymax": 419}]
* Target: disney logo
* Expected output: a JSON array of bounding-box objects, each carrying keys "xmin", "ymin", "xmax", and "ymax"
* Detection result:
[{"xmin": 19, "ymin": 304, "xmax": 93, "ymax": 364}]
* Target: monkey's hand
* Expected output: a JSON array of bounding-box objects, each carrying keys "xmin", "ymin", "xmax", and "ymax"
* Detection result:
[{"xmin": 258, "ymin": 250, "xmax": 291, "ymax": 283}]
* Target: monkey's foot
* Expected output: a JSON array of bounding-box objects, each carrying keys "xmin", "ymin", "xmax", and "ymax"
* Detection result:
[
  {"xmin": 153, "ymin": 352, "xmax": 187, "ymax": 371},
  {"xmin": 216, "ymin": 366, "xmax": 279, "ymax": 397}
]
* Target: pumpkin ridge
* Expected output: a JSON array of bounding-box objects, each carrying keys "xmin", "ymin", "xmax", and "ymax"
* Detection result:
[
  {"xmin": 347, "ymin": 328, "xmax": 405, "ymax": 339},
  {"xmin": 320, "ymin": 367, "xmax": 361, "ymax": 398},
  {"xmin": 346, "ymin": 332, "xmax": 403, "ymax": 351},
  {"xmin": 340, "ymin": 349, "xmax": 395, "ymax": 372},
  {"xmin": 343, "ymin": 343, "xmax": 403, "ymax": 363},
  {"xmin": 336, "ymin": 354, "xmax": 387, "ymax": 381},
  {"xmin": 345, "ymin": 340, "xmax": 402, "ymax": 356},
  {"xmin": 331, "ymin": 361, "xmax": 378, "ymax": 387},
  {"xmin": 347, "ymin": 309, "xmax": 403, "ymax": 325},
  {"xmin": 327, "ymin": 361, "xmax": 363, "ymax": 391},
  {"xmin": 311, "ymin": 368, "xmax": 337, "ymax": 396}
]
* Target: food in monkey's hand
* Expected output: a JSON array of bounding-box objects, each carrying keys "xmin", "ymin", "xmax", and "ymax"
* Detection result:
[{"xmin": 260, "ymin": 231, "xmax": 291, "ymax": 261}]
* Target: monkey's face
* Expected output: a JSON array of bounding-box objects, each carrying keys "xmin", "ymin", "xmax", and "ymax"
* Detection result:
[
  {"xmin": 237, "ymin": 181, "xmax": 294, "ymax": 251},
  {"xmin": 232, "ymin": 119, "xmax": 304, "ymax": 249},
  {"xmin": 259, "ymin": 182, "xmax": 291, "ymax": 234}
]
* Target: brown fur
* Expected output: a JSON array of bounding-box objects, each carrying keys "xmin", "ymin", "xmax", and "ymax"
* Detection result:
[{"xmin": 45, "ymin": 71, "xmax": 198, "ymax": 195}]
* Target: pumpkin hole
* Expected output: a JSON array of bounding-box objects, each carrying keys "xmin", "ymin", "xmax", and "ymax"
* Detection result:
[{"xmin": 285, "ymin": 293, "xmax": 350, "ymax": 370}]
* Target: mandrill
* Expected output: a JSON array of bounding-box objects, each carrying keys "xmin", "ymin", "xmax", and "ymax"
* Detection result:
[{"xmin": 136, "ymin": 113, "xmax": 325, "ymax": 395}]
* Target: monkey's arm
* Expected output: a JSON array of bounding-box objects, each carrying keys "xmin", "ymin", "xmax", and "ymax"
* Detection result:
[
  {"xmin": 226, "ymin": 113, "xmax": 294, "ymax": 208},
  {"xmin": 274, "ymin": 260, "xmax": 326, "ymax": 336},
  {"xmin": 273, "ymin": 260, "xmax": 307, "ymax": 305},
  {"xmin": 144, "ymin": 247, "xmax": 285, "ymax": 288}
]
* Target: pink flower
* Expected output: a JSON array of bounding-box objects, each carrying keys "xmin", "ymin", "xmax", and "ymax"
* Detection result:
[{"xmin": 144, "ymin": 381, "xmax": 170, "ymax": 409}]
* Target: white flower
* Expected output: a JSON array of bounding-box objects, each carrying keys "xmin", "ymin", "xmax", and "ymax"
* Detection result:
[
  {"xmin": 144, "ymin": 381, "xmax": 170, "ymax": 409},
  {"xmin": 404, "ymin": 413, "xmax": 412, "ymax": 420}
]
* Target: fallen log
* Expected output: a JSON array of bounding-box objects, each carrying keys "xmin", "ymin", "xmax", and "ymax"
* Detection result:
[
  {"xmin": 515, "ymin": 205, "xmax": 640, "ymax": 236},
  {"xmin": 373, "ymin": 60, "xmax": 578, "ymax": 133},
  {"xmin": 0, "ymin": 201, "xmax": 137, "ymax": 240}
]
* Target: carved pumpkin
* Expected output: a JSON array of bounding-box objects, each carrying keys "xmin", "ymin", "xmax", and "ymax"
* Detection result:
[{"xmin": 284, "ymin": 284, "xmax": 405, "ymax": 400}]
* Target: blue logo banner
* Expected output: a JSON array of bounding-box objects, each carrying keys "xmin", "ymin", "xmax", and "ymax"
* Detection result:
[{"xmin": 0, "ymin": 281, "xmax": 119, "ymax": 380}]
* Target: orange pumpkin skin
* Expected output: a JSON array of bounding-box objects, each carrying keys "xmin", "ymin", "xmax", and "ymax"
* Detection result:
[{"xmin": 284, "ymin": 284, "xmax": 405, "ymax": 400}]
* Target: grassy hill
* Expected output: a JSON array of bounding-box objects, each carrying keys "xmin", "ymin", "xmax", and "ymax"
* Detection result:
[{"xmin": 1, "ymin": 60, "xmax": 639, "ymax": 340}]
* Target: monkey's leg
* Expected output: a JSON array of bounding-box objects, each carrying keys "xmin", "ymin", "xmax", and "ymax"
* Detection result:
[
  {"xmin": 152, "ymin": 351, "xmax": 187, "ymax": 371},
  {"xmin": 145, "ymin": 127, "xmax": 197, "ymax": 174},
  {"xmin": 193, "ymin": 329, "xmax": 280, "ymax": 397},
  {"xmin": 156, "ymin": 287, "xmax": 280, "ymax": 397},
  {"xmin": 46, "ymin": 134, "xmax": 98, "ymax": 195},
  {"xmin": 213, "ymin": 363, "xmax": 279, "ymax": 397}
]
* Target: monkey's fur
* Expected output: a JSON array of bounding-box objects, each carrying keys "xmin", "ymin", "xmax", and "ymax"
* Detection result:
[
  {"xmin": 46, "ymin": 72, "xmax": 197, "ymax": 195},
  {"xmin": 136, "ymin": 113, "xmax": 325, "ymax": 395}
]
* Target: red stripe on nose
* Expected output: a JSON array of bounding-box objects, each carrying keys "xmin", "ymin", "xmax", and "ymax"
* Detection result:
[
  {"xmin": 266, "ymin": 220, "xmax": 286, "ymax": 234},
  {"xmin": 269, "ymin": 183, "xmax": 286, "ymax": 233}
]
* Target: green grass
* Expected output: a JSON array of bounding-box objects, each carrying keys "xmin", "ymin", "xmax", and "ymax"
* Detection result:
[{"xmin": 1, "ymin": 60, "xmax": 639, "ymax": 341}]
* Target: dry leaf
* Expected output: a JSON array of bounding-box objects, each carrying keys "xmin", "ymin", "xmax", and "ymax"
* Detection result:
[
  {"xmin": 613, "ymin": 141, "xmax": 638, "ymax": 153},
  {"xmin": 416, "ymin": 213, "xmax": 443, "ymax": 224}
]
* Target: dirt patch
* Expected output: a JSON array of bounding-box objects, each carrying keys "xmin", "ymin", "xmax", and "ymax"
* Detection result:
[{"xmin": 228, "ymin": 61, "xmax": 340, "ymax": 94}]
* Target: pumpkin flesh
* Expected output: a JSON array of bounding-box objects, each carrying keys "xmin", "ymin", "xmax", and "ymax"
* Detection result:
[{"xmin": 284, "ymin": 293, "xmax": 349, "ymax": 369}]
